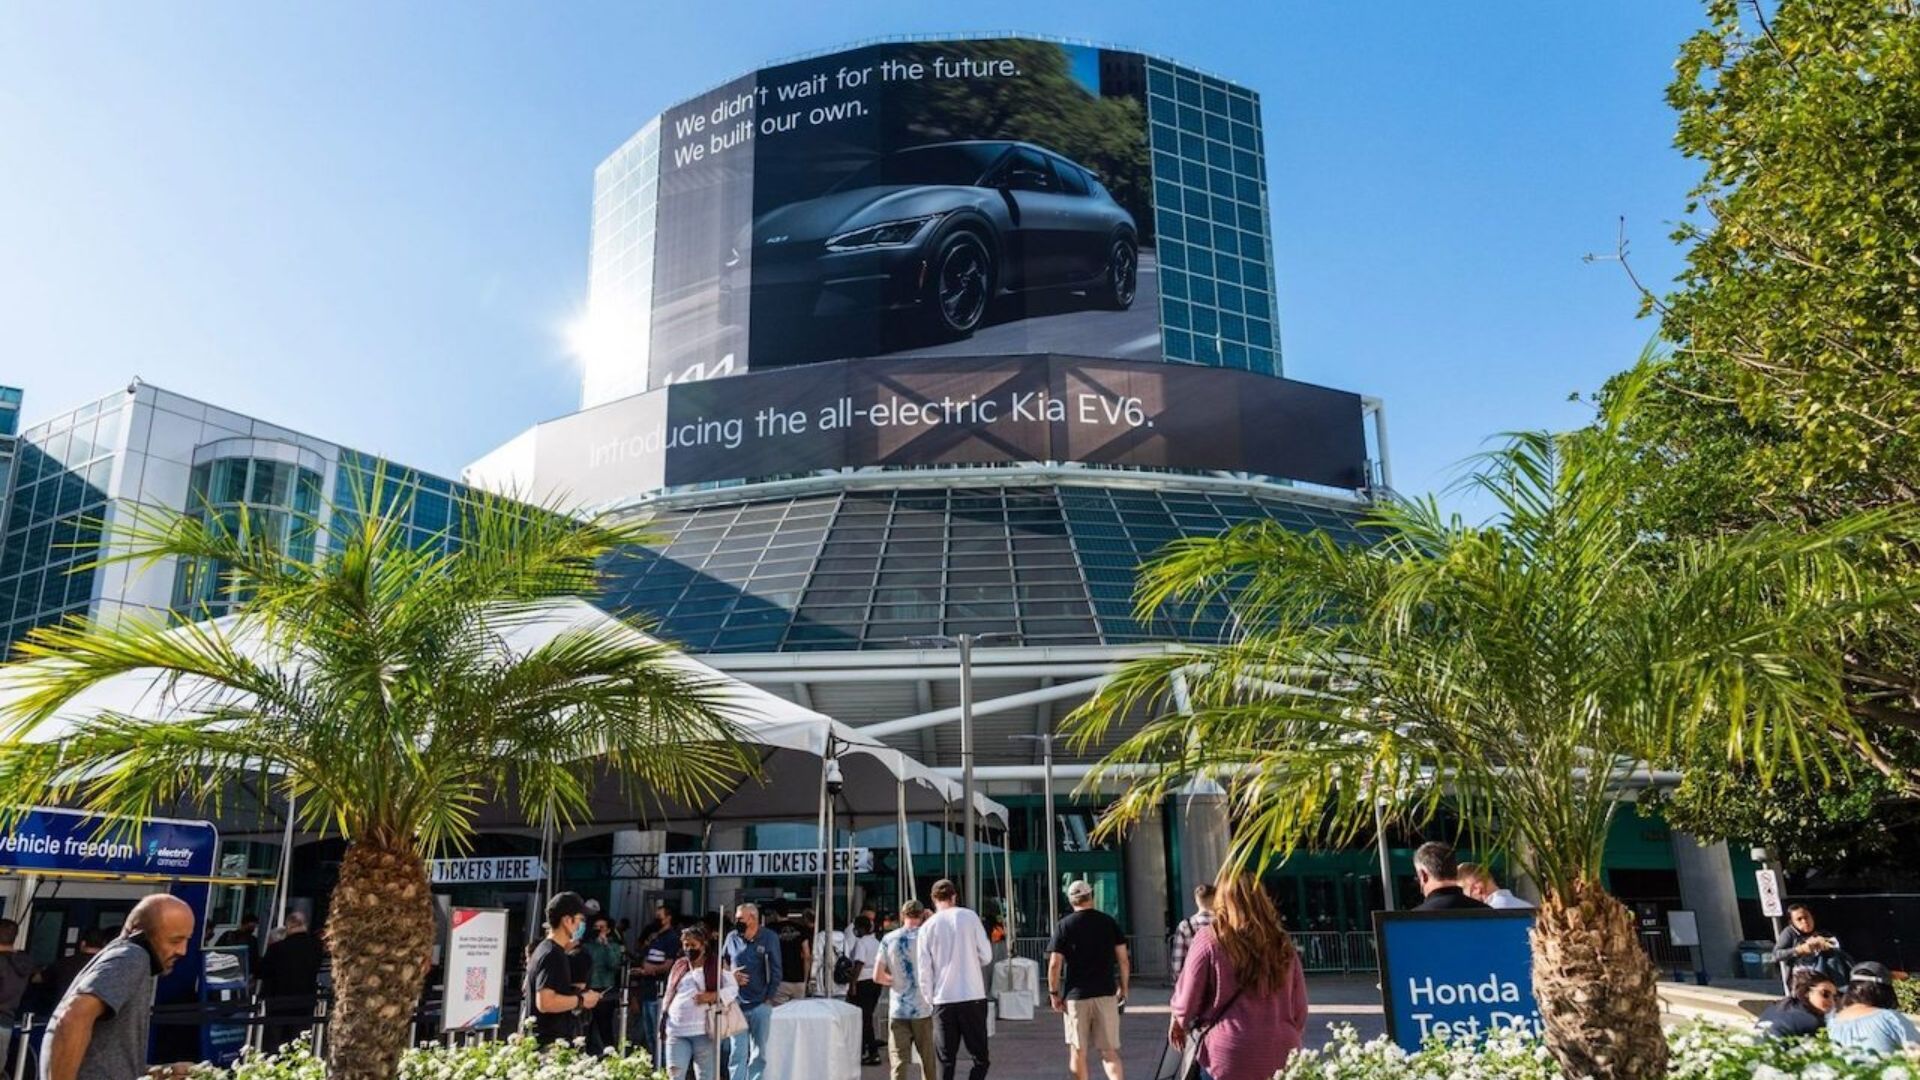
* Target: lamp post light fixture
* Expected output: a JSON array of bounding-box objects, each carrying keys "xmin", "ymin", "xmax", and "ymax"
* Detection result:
[
  {"xmin": 907, "ymin": 631, "xmax": 1022, "ymax": 913},
  {"xmin": 1010, "ymin": 732, "xmax": 1065, "ymax": 933}
]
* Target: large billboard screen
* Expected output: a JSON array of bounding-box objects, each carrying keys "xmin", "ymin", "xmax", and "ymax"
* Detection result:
[
  {"xmin": 515, "ymin": 355, "xmax": 1367, "ymax": 503},
  {"xmin": 648, "ymin": 40, "xmax": 1164, "ymax": 387}
]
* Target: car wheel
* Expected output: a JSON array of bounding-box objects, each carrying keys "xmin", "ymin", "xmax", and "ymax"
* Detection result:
[
  {"xmin": 1100, "ymin": 237, "xmax": 1137, "ymax": 310},
  {"xmin": 929, "ymin": 231, "xmax": 992, "ymax": 337}
]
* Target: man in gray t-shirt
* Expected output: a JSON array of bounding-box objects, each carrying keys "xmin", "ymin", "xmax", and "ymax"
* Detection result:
[{"xmin": 42, "ymin": 894, "xmax": 197, "ymax": 1080}]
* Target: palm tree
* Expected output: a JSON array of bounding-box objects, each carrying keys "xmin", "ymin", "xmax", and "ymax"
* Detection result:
[
  {"xmin": 0, "ymin": 473, "xmax": 750, "ymax": 1080},
  {"xmin": 1067, "ymin": 376, "xmax": 1910, "ymax": 1080}
]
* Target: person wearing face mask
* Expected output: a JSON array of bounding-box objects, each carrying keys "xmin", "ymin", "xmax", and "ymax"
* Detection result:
[
  {"xmin": 661, "ymin": 927, "xmax": 734, "ymax": 1080},
  {"xmin": 720, "ymin": 903, "xmax": 782, "ymax": 1080},
  {"xmin": 526, "ymin": 892, "xmax": 603, "ymax": 1046}
]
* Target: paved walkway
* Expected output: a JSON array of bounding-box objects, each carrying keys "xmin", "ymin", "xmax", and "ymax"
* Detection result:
[{"xmin": 857, "ymin": 976, "xmax": 1385, "ymax": 1080}]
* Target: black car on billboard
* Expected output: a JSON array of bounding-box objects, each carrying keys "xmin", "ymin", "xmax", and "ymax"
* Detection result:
[{"xmin": 743, "ymin": 140, "xmax": 1138, "ymax": 345}]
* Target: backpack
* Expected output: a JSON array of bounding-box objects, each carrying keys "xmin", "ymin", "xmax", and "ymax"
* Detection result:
[{"xmin": 832, "ymin": 950, "xmax": 859, "ymax": 986}]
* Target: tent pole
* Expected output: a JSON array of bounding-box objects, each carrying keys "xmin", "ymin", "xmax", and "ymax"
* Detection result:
[
  {"xmin": 271, "ymin": 791, "xmax": 296, "ymax": 931},
  {"xmin": 896, "ymin": 779, "xmax": 911, "ymax": 903},
  {"xmin": 1003, "ymin": 825, "xmax": 1016, "ymax": 946},
  {"xmin": 698, "ymin": 818, "xmax": 713, "ymax": 919},
  {"xmin": 822, "ymin": 788, "xmax": 836, "ymax": 993}
]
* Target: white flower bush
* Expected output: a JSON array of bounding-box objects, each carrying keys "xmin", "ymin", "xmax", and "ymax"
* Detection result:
[
  {"xmin": 1280, "ymin": 1022, "xmax": 1920, "ymax": 1080},
  {"xmin": 187, "ymin": 1032, "xmax": 668, "ymax": 1080}
]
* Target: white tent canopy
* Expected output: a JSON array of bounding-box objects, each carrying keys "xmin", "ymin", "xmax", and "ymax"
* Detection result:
[{"xmin": 0, "ymin": 597, "xmax": 1006, "ymax": 832}]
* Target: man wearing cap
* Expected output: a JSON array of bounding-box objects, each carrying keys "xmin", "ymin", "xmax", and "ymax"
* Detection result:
[
  {"xmin": 525, "ymin": 892, "xmax": 602, "ymax": 1046},
  {"xmin": 1046, "ymin": 880, "xmax": 1129, "ymax": 1080}
]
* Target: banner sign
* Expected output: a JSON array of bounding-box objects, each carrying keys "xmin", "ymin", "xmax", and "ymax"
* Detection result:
[
  {"xmin": 1375, "ymin": 910, "xmax": 1542, "ymax": 1051},
  {"xmin": 625, "ymin": 848, "xmax": 873, "ymax": 879},
  {"xmin": 0, "ymin": 806, "xmax": 216, "ymax": 877},
  {"xmin": 429, "ymin": 856, "xmax": 547, "ymax": 885},
  {"xmin": 443, "ymin": 908, "xmax": 509, "ymax": 1030},
  {"xmin": 637, "ymin": 40, "xmax": 1177, "ymax": 387},
  {"xmin": 506, "ymin": 353, "xmax": 1368, "ymax": 502}
]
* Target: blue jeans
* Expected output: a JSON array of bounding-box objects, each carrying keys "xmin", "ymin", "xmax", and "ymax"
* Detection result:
[
  {"xmin": 635, "ymin": 998, "xmax": 662, "ymax": 1058},
  {"xmin": 666, "ymin": 1032, "xmax": 717, "ymax": 1079},
  {"xmin": 725, "ymin": 1002, "xmax": 772, "ymax": 1080}
]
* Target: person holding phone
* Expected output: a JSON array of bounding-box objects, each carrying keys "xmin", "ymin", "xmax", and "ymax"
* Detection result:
[
  {"xmin": 526, "ymin": 893, "xmax": 603, "ymax": 1046},
  {"xmin": 40, "ymin": 894, "xmax": 198, "ymax": 1080}
]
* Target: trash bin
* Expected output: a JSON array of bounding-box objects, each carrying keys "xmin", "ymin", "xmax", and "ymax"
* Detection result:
[{"xmin": 1738, "ymin": 941, "xmax": 1776, "ymax": 981}]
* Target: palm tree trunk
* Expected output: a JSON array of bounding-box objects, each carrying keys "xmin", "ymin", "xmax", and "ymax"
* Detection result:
[
  {"xmin": 1530, "ymin": 878, "xmax": 1668, "ymax": 1080},
  {"xmin": 325, "ymin": 840, "xmax": 434, "ymax": 1080}
]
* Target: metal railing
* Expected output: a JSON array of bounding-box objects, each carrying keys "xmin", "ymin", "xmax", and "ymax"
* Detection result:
[
  {"xmin": 1007, "ymin": 929, "xmax": 1386, "ymax": 980},
  {"xmin": 1011, "ymin": 935, "xmax": 1147, "ymax": 974}
]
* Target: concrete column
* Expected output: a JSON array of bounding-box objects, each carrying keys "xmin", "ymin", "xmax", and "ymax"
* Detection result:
[
  {"xmin": 1670, "ymin": 830, "xmax": 1745, "ymax": 979},
  {"xmin": 1124, "ymin": 808, "xmax": 1171, "ymax": 979},
  {"xmin": 1176, "ymin": 795, "xmax": 1230, "ymax": 912},
  {"xmin": 708, "ymin": 825, "xmax": 747, "ymax": 919},
  {"xmin": 611, "ymin": 829, "xmax": 665, "ymax": 928}
]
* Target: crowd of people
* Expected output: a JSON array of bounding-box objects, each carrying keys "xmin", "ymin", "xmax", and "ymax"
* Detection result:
[
  {"xmin": 6, "ymin": 847, "xmax": 1912, "ymax": 1080},
  {"xmin": 1753, "ymin": 902, "xmax": 1920, "ymax": 1051}
]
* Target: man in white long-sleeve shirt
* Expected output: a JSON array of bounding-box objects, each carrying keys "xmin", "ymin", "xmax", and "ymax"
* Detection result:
[{"xmin": 914, "ymin": 878, "xmax": 993, "ymax": 1080}]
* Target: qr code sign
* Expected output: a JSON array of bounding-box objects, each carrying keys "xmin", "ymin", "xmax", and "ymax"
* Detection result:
[{"xmin": 463, "ymin": 965, "xmax": 487, "ymax": 1003}]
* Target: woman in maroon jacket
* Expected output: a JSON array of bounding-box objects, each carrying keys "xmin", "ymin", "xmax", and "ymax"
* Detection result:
[{"xmin": 1169, "ymin": 875, "xmax": 1310, "ymax": 1080}]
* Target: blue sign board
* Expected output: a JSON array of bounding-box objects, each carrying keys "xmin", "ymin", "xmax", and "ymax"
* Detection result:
[
  {"xmin": 0, "ymin": 806, "xmax": 218, "ymax": 878},
  {"xmin": 2, "ymin": 806, "xmax": 223, "ymax": 1046},
  {"xmin": 1374, "ymin": 910, "xmax": 1542, "ymax": 1050}
]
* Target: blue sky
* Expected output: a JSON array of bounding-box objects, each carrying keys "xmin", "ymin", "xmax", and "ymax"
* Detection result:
[{"xmin": 0, "ymin": 2, "xmax": 1707, "ymax": 507}]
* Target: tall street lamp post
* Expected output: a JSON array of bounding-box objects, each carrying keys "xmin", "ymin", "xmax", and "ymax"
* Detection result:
[
  {"xmin": 911, "ymin": 631, "xmax": 1021, "ymax": 912},
  {"xmin": 1010, "ymin": 732, "xmax": 1064, "ymax": 932}
]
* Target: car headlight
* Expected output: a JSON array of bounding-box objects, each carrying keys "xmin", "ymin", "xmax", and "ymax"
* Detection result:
[{"xmin": 825, "ymin": 214, "xmax": 944, "ymax": 252}]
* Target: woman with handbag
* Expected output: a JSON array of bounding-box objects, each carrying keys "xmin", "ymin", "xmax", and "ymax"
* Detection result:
[
  {"xmin": 1167, "ymin": 875, "xmax": 1309, "ymax": 1080},
  {"xmin": 659, "ymin": 927, "xmax": 740, "ymax": 1079}
]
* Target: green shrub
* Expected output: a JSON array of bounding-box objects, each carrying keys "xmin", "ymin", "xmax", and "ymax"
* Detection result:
[
  {"xmin": 186, "ymin": 1033, "xmax": 668, "ymax": 1080},
  {"xmin": 1280, "ymin": 1022, "xmax": 1920, "ymax": 1080}
]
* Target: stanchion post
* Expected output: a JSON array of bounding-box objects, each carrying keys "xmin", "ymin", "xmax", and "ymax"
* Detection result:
[{"xmin": 14, "ymin": 1014, "xmax": 33, "ymax": 1080}]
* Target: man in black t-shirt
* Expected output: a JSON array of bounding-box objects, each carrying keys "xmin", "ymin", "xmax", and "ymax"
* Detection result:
[
  {"xmin": 1045, "ymin": 880, "xmax": 1130, "ymax": 1080},
  {"xmin": 524, "ymin": 892, "xmax": 601, "ymax": 1045}
]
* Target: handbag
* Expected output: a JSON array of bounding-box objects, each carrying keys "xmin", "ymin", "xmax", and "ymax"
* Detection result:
[
  {"xmin": 1162, "ymin": 987, "xmax": 1244, "ymax": 1080},
  {"xmin": 710, "ymin": 997, "xmax": 749, "ymax": 1040}
]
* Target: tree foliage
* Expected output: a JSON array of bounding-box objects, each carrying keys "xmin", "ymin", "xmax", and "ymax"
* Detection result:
[
  {"xmin": 1608, "ymin": 0, "xmax": 1920, "ymax": 796},
  {"xmin": 1654, "ymin": 0, "xmax": 1920, "ymax": 499},
  {"xmin": 1067, "ymin": 374, "xmax": 1914, "ymax": 1077}
]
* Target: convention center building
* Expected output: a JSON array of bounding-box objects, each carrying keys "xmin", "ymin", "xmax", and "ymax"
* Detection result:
[{"xmin": 0, "ymin": 37, "xmax": 1785, "ymax": 980}]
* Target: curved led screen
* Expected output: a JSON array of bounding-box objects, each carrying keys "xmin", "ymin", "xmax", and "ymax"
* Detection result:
[
  {"xmin": 636, "ymin": 40, "xmax": 1189, "ymax": 389},
  {"xmin": 507, "ymin": 354, "xmax": 1367, "ymax": 504}
]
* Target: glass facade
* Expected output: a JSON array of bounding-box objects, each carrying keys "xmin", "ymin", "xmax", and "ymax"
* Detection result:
[
  {"xmin": 1145, "ymin": 58, "xmax": 1280, "ymax": 374},
  {"xmin": 598, "ymin": 483, "xmax": 1370, "ymax": 653},
  {"xmin": 582, "ymin": 120, "xmax": 662, "ymax": 408},
  {"xmin": 172, "ymin": 456, "xmax": 324, "ymax": 617},
  {"xmin": 0, "ymin": 391, "xmax": 121, "ymax": 651},
  {"xmin": 0, "ymin": 385, "xmax": 478, "ymax": 657},
  {"xmin": 0, "ymin": 386, "xmax": 21, "ymax": 438},
  {"xmin": 330, "ymin": 449, "xmax": 471, "ymax": 555}
]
